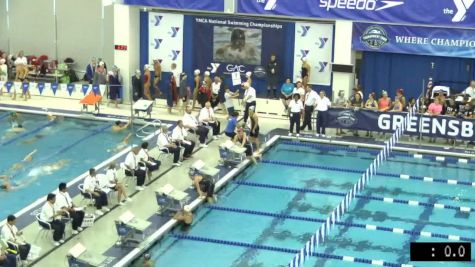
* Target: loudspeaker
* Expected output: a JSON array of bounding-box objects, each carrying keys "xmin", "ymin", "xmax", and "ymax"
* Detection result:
[{"xmin": 331, "ymin": 64, "xmax": 354, "ymax": 73}]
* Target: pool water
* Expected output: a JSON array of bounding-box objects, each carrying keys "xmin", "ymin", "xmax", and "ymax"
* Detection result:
[
  {"xmin": 143, "ymin": 141, "xmax": 475, "ymax": 267},
  {"xmin": 0, "ymin": 111, "xmax": 141, "ymax": 218}
]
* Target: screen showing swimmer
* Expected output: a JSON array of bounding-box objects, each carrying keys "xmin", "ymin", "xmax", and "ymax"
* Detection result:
[{"xmin": 213, "ymin": 27, "xmax": 262, "ymax": 65}]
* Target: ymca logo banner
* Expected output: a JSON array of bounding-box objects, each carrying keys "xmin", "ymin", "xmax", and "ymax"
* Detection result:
[
  {"xmin": 326, "ymin": 108, "xmax": 474, "ymax": 141},
  {"xmin": 353, "ymin": 23, "xmax": 475, "ymax": 59},
  {"xmin": 294, "ymin": 23, "xmax": 333, "ymax": 86},
  {"xmin": 124, "ymin": 0, "xmax": 224, "ymax": 12},
  {"xmin": 148, "ymin": 13, "xmax": 184, "ymax": 72},
  {"xmin": 192, "ymin": 16, "xmax": 287, "ymax": 78},
  {"xmin": 238, "ymin": 0, "xmax": 475, "ymax": 28}
]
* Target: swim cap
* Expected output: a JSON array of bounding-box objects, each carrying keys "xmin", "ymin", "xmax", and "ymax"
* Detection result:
[
  {"xmin": 184, "ymin": 205, "xmax": 192, "ymax": 212},
  {"xmin": 204, "ymin": 71, "xmax": 210, "ymax": 76},
  {"xmin": 245, "ymin": 71, "xmax": 252, "ymax": 78},
  {"xmin": 194, "ymin": 69, "xmax": 200, "ymax": 75}
]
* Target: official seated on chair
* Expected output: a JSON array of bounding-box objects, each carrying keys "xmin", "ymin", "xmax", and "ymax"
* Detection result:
[
  {"xmin": 156, "ymin": 125, "xmax": 181, "ymax": 166},
  {"xmin": 83, "ymin": 168, "xmax": 110, "ymax": 216},
  {"xmin": 105, "ymin": 163, "xmax": 131, "ymax": 205},
  {"xmin": 172, "ymin": 120, "xmax": 196, "ymax": 160},
  {"xmin": 198, "ymin": 101, "xmax": 221, "ymax": 139},
  {"xmin": 0, "ymin": 215, "xmax": 30, "ymax": 261},
  {"xmin": 183, "ymin": 105, "xmax": 209, "ymax": 147},
  {"xmin": 138, "ymin": 142, "xmax": 161, "ymax": 174},
  {"xmin": 0, "ymin": 246, "xmax": 17, "ymax": 267},
  {"xmin": 56, "ymin": 183, "xmax": 85, "ymax": 235},
  {"xmin": 124, "ymin": 146, "xmax": 147, "ymax": 191},
  {"xmin": 39, "ymin": 193, "xmax": 66, "ymax": 246}
]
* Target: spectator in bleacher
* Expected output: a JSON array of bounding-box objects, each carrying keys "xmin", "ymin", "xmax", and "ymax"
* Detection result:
[
  {"xmin": 83, "ymin": 168, "xmax": 110, "ymax": 215},
  {"xmin": 108, "ymin": 68, "xmax": 122, "ymax": 108},
  {"xmin": 39, "ymin": 193, "xmax": 65, "ymax": 246},
  {"xmin": 438, "ymin": 94, "xmax": 448, "ymax": 115},
  {"xmin": 1, "ymin": 215, "xmax": 30, "ymax": 260},
  {"xmin": 172, "ymin": 120, "xmax": 195, "ymax": 159},
  {"xmin": 288, "ymin": 93, "xmax": 303, "ymax": 137},
  {"xmin": 132, "ymin": 70, "xmax": 143, "ymax": 102},
  {"xmin": 248, "ymin": 107, "xmax": 260, "ymax": 151},
  {"xmin": 349, "ymin": 92, "xmax": 364, "ymax": 137},
  {"xmin": 463, "ymin": 99, "xmax": 475, "ymax": 119},
  {"xmin": 93, "ymin": 61, "xmax": 107, "ymax": 85},
  {"xmin": 224, "ymin": 86, "xmax": 239, "ymax": 116},
  {"xmin": 124, "ymin": 147, "xmax": 147, "ymax": 190},
  {"xmin": 105, "ymin": 163, "xmax": 131, "ymax": 205},
  {"xmin": 334, "ymin": 90, "xmax": 348, "ymax": 136},
  {"xmin": 84, "ymin": 57, "xmax": 96, "ymax": 83},
  {"xmin": 391, "ymin": 97, "xmax": 404, "ymax": 112},
  {"xmin": 157, "ymin": 125, "xmax": 181, "ymax": 166},
  {"xmin": 458, "ymin": 80, "xmax": 475, "ymax": 99},
  {"xmin": 143, "ymin": 64, "xmax": 152, "ymax": 100},
  {"xmin": 0, "ymin": 246, "xmax": 17, "ymax": 267},
  {"xmin": 378, "ymin": 91, "xmax": 392, "ymax": 112},
  {"xmin": 199, "ymin": 101, "xmax": 221, "ymax": 139},
  {"xmin": 365, "ymin": 92, "xmax": 378, "ymax": 138},
  {"xmin": 224, "ymin": 111, "xmax": 239, "ymax": 139},
  {"xmin": 300, "ymin": 86, "xmax": 319, "ymax": 131},
  {"xmin": 242, "ymin": 82, "xmax": 256, "ymax": 124},
  {"xmin": 56, "ymin": 183, "xmax": 84, "ymax": 235},
  {"xmin": 192, "ymin": 69, "xmax": 201, "ymax": 109},
  {"xmin": 316, "ymin": 91, "xmax": 331, "ymax": 137},
  {"xmin": 406, "ymin": 97, "xmax": 416, "ymax": 112},
  {"xmin": 395, "ymin": 89, "xmax": 407, "ymax": 111},
  {"xmin": 280, "ymin": 78, "xmax": 294, "ymax": 113},
  {"xmin": 266, "ymin": 53, "xmax": 279, "ymax": 99},
  {"xmin": 183, "ymin": 105, "xmax": 209, "ymax": 148},
  {"xmin": 138, "ymin": 142, "xmax": 161, "ymax": 173},
  {"xmin": 428, "ymin": 97, "xmax": 443, "ymax": 116},
  {"xmin": 153, "ymin": 59, "xmax": 162, "ymax": 97}
]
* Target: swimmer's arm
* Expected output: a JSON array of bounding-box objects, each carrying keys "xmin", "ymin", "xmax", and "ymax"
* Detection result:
[
  {"xmin": 123, "ymin": 133, "xmax": 132, "ymax": 144},
  {"xmin": 22, "ymin": 149, "xmax": 38, "ymax": 162}
]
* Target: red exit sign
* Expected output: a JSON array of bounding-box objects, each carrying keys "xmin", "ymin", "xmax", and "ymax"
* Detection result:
[{"xmin": 115, "ymin": 45, "xmax": 128, "ymax": 51}]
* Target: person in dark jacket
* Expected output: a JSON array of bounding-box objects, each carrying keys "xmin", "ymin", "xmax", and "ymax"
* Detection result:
[
  {"xmin": 131, "ymin": 70, "xmax": 143, "ymax": 102},
  {"xmin": 266, "ymin": 54, "xmax": 279, "ymax": 99}
]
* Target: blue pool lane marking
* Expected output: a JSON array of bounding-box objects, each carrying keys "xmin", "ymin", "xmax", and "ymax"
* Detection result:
[
  {"xmin": 234, "ymin": 181, "xmax": 475, "ymax": 215},
  {"xmin": 0, "ymin": 120, "xmax": 56, "ymax": 147},
  {"xmin": 172, "ymin": 234, "xmax": 416, "ymax": 267},
  {"xmin": 261, "ymin": 159, "xmax": 475, "ymax": 189},
  {"xmin": 281, "ymin": 141, "xmax": 473, "ymax": 164},
  {"xmin": 207, "ymin": 205, "xmax": 475, "ymax": 243}
]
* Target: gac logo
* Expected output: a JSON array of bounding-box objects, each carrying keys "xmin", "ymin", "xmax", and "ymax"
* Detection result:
[{"xmin": 226, "ymin": 64, "xmax": 246, "ymax": 73}]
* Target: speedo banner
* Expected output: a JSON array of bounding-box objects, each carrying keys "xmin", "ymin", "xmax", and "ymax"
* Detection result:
[
  {"xmin": 238, "ymin": 0, "xmax": 475, "ymax": 28},
  {"xmin": 192, "ymin": 15, "xmax": 287, "ymax": 78},
  {"xmin": 326, "ymin": 108, "xmax": 474, "ymax": 141},
  {"xmin": 124, "ymin": 0, "xmax": 224, "ymax": 12},
  {"xmin": 353, "ymin": 23, "xmax": 475, "ymax": 58}
]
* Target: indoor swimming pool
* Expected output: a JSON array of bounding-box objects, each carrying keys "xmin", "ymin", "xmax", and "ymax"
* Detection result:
[
  {"xmin": 142, "ymin": 140, "xmax": 475, "ymax": 267},
  {"xmin": 0, "ymin": 110, "xmax": 140, "ymax": 219}
]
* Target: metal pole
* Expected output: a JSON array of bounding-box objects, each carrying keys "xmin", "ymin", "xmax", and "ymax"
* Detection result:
[
  {"xmin": 418, "ymin": 78, "xmax": 424, "ymax": 147},
  {"xmin": 53, "ymin": 0, "xmax": 58, "ymax": 84},
  {"xmin": 130, "ymin": 81, "xmax": 135, "ymax": 137}
]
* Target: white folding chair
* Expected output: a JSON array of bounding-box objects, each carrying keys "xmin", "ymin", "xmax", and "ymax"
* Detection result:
[{"xmin": 35, "ymin": 214, "xmax": 53, "ymax": 242}]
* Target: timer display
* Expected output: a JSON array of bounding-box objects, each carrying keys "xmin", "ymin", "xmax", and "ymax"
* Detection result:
[{"xmin": 410, "ymin": 242, "xmax": 471, "ymax": 261}]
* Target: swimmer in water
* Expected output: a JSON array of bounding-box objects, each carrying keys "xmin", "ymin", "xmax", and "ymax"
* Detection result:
[
  {"xmin": 108, "ymin": 133, "xmax": 132, "ymax": 153},
  {"xmin": 112, "ymin": 120, "xmax": 130, "ymax": 132},
  {"xmin": 21, "ymin": 135, "xmax": 44, "ymax": 145},
  {"xmin": 0, "ymin": 175, "xmax": 11, "ymax": 191},
  {"xmin": 28, "ymin": 159, "xmax": 70, "ymax": 177},
  {"xmin": 9, "ymin": 149, "xmax": 38, "ymax": 172},
  {"xmin": 10, "ymin": 112, "xmax": 25, "ymax": 133},
  {"xmin": 47, "ymin": 112, "xmax": 57, "ymax": 122}
]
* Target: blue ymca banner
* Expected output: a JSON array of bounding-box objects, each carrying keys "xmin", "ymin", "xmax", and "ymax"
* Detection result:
[
  {"xmin": 353, "ymin": 23, "xmax": 475, "ymax": 58},
  {"xmin": 192, "ymin": 15, "xmax": 287, "ymax": 77},
  {"xmin": 124, "ymin": 0, "xmax": 224, "ymax": 12},
  {"xmin": 326, "ymin": 108, "xmax": 474, "ymax": 141},
  {"xmin": 238, "ymin": 0, "xmax": 475, "ymax": 28}
]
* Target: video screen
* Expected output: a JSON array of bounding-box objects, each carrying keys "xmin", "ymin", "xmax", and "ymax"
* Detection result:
[{"xmin": 213, "ymin": 26, "xmax": 262, "ymax": 65}]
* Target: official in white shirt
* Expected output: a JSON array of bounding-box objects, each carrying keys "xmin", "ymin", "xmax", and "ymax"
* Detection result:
[
  {"xmin": 199, "ymin": 101, "xmax": 221, "ymax": 138},
  {"xmin": 315, "ymin": 90, "xmax": 332, "ymax": 137},
  {"xmin": 242, "ymin": 82, "xmax": 256, "ymax": 123},
  {"xmin": 1, "ymin": 215, "xmax": 30, "ymax": 260},
  {"xmin": 39, "ymin": 193, "xmax": 65, "ymax": 246},
  {"xmin": 288, "ymin": 93, "xmax": 304, "ymax": 136},
  {"xmin": 183, "ymin": 105, "xmax": 209, "ymax": 147},
  {"xmin": 293, "ymin": 81, "xmax": 306, "ymax": 102},
  {"xmin": 460, "ymin": 80, "xmax": 475, "ymax": 99},
  {"xmin": 83, "ymin": 168, "xmax": 110, "ymax": 215},
  {"xmin": 138, "ymin": 142, "xmax": 161, "ymax": 172},
  {"xmin": 55, "ymin": 183, "xmax": 84, "ymax": 234},
  {"xmin": 157, "ymin": 125, "xmax": 181, "ymax": 166},
  {"xmin": 211, "ymin": 76, "xmax": 222, "ymax": 109},
  {"xmin": 105, "ymin": 163, "xmax": 130, "ymax": 205},
  {"xmin": 172, "ymin": 120, "xmax": 196, "ymax": 159},
  {"xmin": 301, "ymin": 86, "xmax": 320, "ymax": 131},
  {"xmin": 124, "ymin": 147, "xmax": 147, "ymax": 190}
]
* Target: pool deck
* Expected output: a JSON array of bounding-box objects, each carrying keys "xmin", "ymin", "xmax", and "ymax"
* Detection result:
[{"xmin": 0, "ymin": 96, "xmax": 473, "ymax": 267}]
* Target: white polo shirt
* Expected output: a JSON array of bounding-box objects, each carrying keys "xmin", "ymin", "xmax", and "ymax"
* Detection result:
[
  {"xmin": 462, "ymin": 86, "xmax": 475, "ymax": 98},
  {"xmin": 138, "ymin": 148, "xmax": 150, "ymax": 162},
  {"xmin": 225, "ymin": 92, "xmax": 235, "ymax": 108},
  {"xmin": 55, "ymin": 191, "xmax": 74, "ymax": 209},
  {"xmin": 199, "ymin": 107, "xmax": 216, "ymax": 123},
  {"xmin": 14, "ymin": 57, "xmax": 27, "ymax": 66},
  {"xmin": 124, "ymin": 151, "xmax": 138, "ymax": 170},
  {"xmin": 244, "ymin": 87, "xmax": 256, "ymax": 103},
  {"xmin": 157, "ymin": 132, "xmax": 172, "ymax": 149},
  {"xmin": 1, "ymin": 223, "xmax": 19, "ymax": 243},
  {"xmin": 172, "ymin": 125, "xmax": 188, "ymax": 141},
  {"xmin": 39, "ymin": 202, "xmax": 57, "ymax": 222},
  {"xmin": 212, "ymin": 82, "xmax": 221, "ymax": 95},
  {"xmin": 182, "ymin": 113, "xmax": 199, "ymax": 128},
  {"xmin": 289, "ymin": 99, "xmax": 303, "ymax": 113},
  {"xmin": 316, "ymin": 97, "xmax": 332, "ymax": 111},
  {"xmin": 304, "ymin": 90, "xmax": 320, "ymax": 106},
  {"xmin": 83, "ymin": 175, "xmax": 99, "ymax": 192},
  {"xmin": 293, "ymin": 87, "xmax": 305, "ymax": 97}
]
